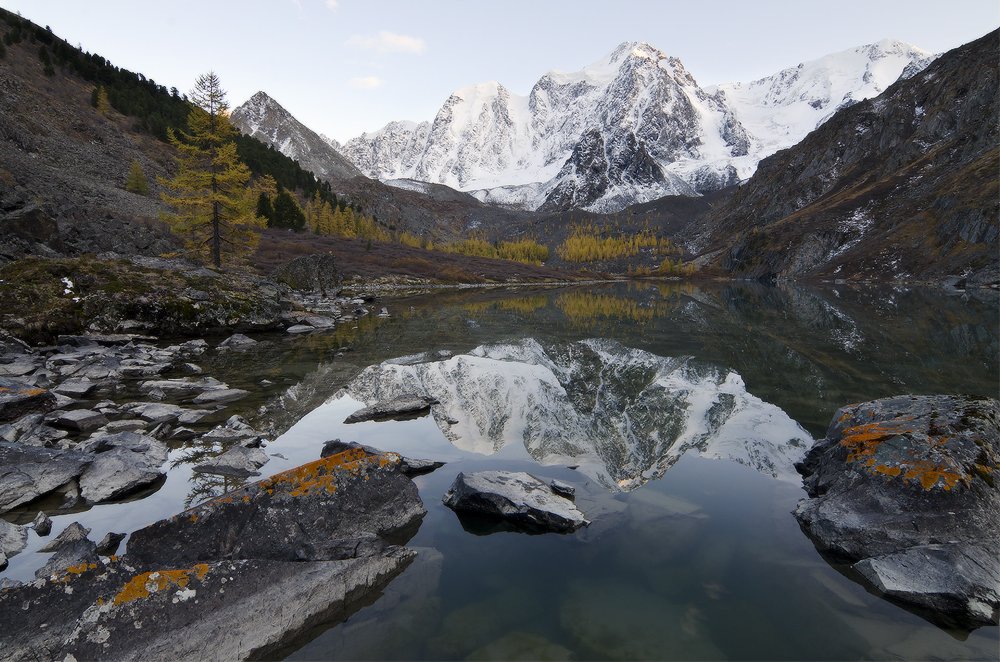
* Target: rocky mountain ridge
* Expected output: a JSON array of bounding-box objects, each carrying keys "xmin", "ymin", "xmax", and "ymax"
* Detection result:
[{"xmin": 230, "ymin": 91, "xmax": 362, "ymax": 181}]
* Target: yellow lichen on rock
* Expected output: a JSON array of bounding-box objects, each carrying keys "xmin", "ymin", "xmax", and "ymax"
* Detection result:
[{"xmin": 112, "ymin": 564, "xmax": 210, "ymax": 606}]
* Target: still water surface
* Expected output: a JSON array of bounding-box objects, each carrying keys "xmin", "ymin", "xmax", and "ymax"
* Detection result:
[{"xmin": 6, "ymin": 282, "xmax": 1000, "ymax": 659}]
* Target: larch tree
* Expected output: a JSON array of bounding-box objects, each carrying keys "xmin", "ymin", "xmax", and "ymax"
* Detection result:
[
  {"xmin": 125, "ymin": 160, "xmax": 150, "ymax": 195},
  {"xmin": 160, "ymin": 72, "xmax": 263, "ymax": 268}
]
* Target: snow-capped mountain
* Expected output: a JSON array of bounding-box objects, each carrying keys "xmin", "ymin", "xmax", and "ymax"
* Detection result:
[
  {"xmin": 342, "ymin": 39, "xmax": 932, "ymax": 212},
  {"xmin": 341, "ymin": 338, "xmax": 811, "ymax": 491},
  {"xmin": 711, "ymin": 38, "xmax": 935, "ymax": 157},
  {"xmin": 230, "ymin": 91, "xmax": 362, "ymax": 181}
]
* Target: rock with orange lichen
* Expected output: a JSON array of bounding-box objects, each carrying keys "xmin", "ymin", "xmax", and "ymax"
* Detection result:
[
  {"xmin": 0, "ymin": 449, "xmax": 425, "ymax": 661},
  {"xmin": 795, "ymin": 394, "xmax": 1000, "ymax": 629},
  {"xmin": 126, "ymin": 448, "xmax": 425, "ymax": 567},
  {"xmin": 0, "ymin": 377, "xmax": 54, "ymax": 422}
]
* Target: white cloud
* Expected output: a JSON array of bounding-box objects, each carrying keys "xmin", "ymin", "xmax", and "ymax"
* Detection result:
[
  {"xmin": 350, "ymin": 76, "xmax": 384, "ymax": 90},
  {"xmin": 324, "ymin": 0, "xmax": 338, "ymax": 9},
  {"xmin": 345, "ymin": 31, "xmax": 426, "ymax": 55}
]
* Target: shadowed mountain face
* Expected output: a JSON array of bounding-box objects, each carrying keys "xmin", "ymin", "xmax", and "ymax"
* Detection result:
[
  {"xmin": 343, "ymin": 338, "xmax": 811, "ymax": 490},
  {"xmin": 694, "ymin": 30, "xmax": 998, "ymax": 286}
]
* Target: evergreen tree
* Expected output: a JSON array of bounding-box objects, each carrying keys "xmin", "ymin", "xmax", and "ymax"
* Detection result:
[
  {"xmin": 256, "ymin": 192, "xmax": 273, "ymax": 224},
  {"xmin": 94, "ymin": 85, "xmax": 111, "ymax": 115},
  {"xmin": 160, "ymin": 72, "xmax": 263, "ymax": 268},
  {"xmin": 271, "ymin": 188, "xmax": 306, "ymax": 231},
  {"xmin": 125, "ymin": 160, "xmax": 150, "ymax": 195}
]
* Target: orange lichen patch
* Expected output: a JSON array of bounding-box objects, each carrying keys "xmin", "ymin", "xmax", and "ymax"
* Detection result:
[
  {"xmin": 188, "ymin": 514, "xmax": 199, "ymax": 523},
  {"xmin": 901, "ymin": 460, "xmax": 968, "ymax": 491},
  {"xmin": 0, "ymin": 386, "xmax": 46, "ymax": 396},
  {"xmin": 112, "ymin": 564, "xmax": 210, "ymax": 606},
  {"xmin": 65, "ymin": 562, "xmax": 98, "ymax": 575},
  {"xmin": 839, "ymin": 421, "xmax": 907, "ymax": 463},
  {"xmin": 257, "ymin": 448, "xmax": 399, "ymax": 498},
  {"xmin": 873, "ymin": 464, "xmax": 903, "ymax": 477}
]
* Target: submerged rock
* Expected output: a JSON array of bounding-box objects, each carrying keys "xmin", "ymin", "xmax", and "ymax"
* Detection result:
[
  {"xmin": 192, "ymin": 446, "xmax": 269, "ymax": 478},
  {"xmin": 795, "ymin": 395, "xmax": 1000, "ymax": 629},
  {"xmin": 192, "ymin": 388, "xmax": 249, "ymax": 405},
  {"xmin": 344, "ymin": 394, "xmax": 439, "ymax": 423},
  {"xmin": 443, "ymin": 471, "xmax": 589, "ymax": 533}
]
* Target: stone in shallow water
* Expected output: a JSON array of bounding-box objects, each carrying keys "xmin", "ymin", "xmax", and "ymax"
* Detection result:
[
  {"xmin": 192, "ymin": 388, "xmax": 249, "ymax": 405},
  {"xmin": 795, "ymin": 394, "xmax": 1000, "ymax": 629},
  {"xmin": 320, "ymin": 439, "xmax": 445, "ymax": 477},
  {"xmin": 31, "ymin": 511, "xmax": 52, "ymax": 536},
  {"xmin": 0, "ymin": 449, "xmax": 426, "ymax": 661},
  {"xmin": 344, "ymin": 394, "xmax": 439, "ymax": 424},
  {"xmin": 443, "ymin": 471, "xmax": 589, "ymax": 533},
  {"xmin": 50, "ymin": 409, "xmax": 108, "ymax": 432},
  {"xmin": 77, "ymin": 432, "xmax": 168, "ymax": 504},
  {"xmin": 193, "ymin": 446, "xmax": 270, "ymax": 477},
  {"xmin": 95, "ymin": 531, "xmax": 126, "ymax": 556},
  {"xmin": 52, "ymin": 377, "xmax": 98, "ymax": 398},
  {"xmin": 0, "ymin": 518, "xmax": 28, "ymax": 565},
  {"xmin": 0, "ymin": 377, "xmax": 54, "ymax": 422},
  {"xmin": 39, "ymin": 521, "xmax": 91, "ymax": 553},
  {"xmin": 0, "ymin": 443, "xmax": 91, "ymax": 514}
]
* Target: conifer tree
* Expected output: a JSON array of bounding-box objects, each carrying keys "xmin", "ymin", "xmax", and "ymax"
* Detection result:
[
  {"xmin": 160, "ymin": 72, "xmax": 263, "ymax": 268},
  {"xmin": 256, "ymin": 192, "xmax": 273, "ymax": 224},
  {"xmin": 94, "ymin": 85, "xmax": 111, "ymax": 115},
  {"xmin": 125, "ymin": 160, "xmax": 150, "ymax": 195},
  {"xmin": 271, "ymin": 188, "xmax": 306, "ymax": 231}
]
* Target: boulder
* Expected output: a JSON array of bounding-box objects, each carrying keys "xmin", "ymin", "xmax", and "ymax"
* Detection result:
[
  {"xmin": 271, "ymin": 253, "xmax": 340, "ymax": 295},
  {"xmin": 443, "ymin": 471, "xmax": 590, "ymax": 533},
  {"xmin": 0, "ymin": 518, "xmax": 28, "ymax": 564},
  {"xmin": 127, "ymin": 448, "xmax": 425, "ymax": 566},
  {"xmin": 50, "ymin": 409, "xmax": 108, "ymax": 432},
  {"xmin": 31, "ymin": 511, "xmax": 52, "ymax": 536},
  {"xmin": 320, "ymin": 439, "xmax": 445, "ymax": 477},
  {"xmin": 286, "ymin": 324, "xmax": 315, "ymax": 334},
  {"xmin": 795, "ymin": 395, "xmax": 1000, "ymax": 629},
  {"xmin": 217, "ymin": 333, "xmax": 258, "ymax": 350},
  {"xmin": 0, "ymin": 378, "xmax": 54, "ymax": 422},
  {"xmin": 52, "ymin": 377, "xmax": 98, "ymax": 398},
  {"xmin": 96, "ymin": 531, "xmax": 126, "ymax": 556},
  {"xmin": 78, "ymin": 433, "xmax": 168, "ymax": 503},
  {"xmin": 192, "ymin": 446, "xmax": 270, "ymax": 478},
  {"xmin": 39, "ymin": 521, "xmax": 91, "ymax": 553},
  {"xmin": 0, "ymin": 449, "xmax": 426, "ymax": 661},
  {"xmin": 138, "ymin": 377, "xmax": 227, "ymax": 396},
  {"xmin": 0, "ymin": 443, "xmax": 91, "ymax": 513},
  {"xmin": 125, "ymin": 402, "xmax": 186, "ymax": 424},
  {"xmin": 344, "ymin": 394, "xmax": 439, "ymax": 424},
  {"xmin": 192, "ymin": 388, "xmax": 249, "ymax": 405},
  {"xmin": 35, "ymin": 536, "xmax": 99, "ymax": 579}
]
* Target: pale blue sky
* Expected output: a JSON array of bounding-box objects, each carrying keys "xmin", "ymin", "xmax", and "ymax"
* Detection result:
[{"xmin": 3, "ymin": 1, "xmax": 997, "ymax": 141}]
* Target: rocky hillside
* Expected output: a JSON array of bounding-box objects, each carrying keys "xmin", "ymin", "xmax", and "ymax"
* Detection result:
[
  {"xmin": 0, "ymin": 24, "xmax": 179, "ymax": 263},
  {"xmin": 694, "ymin": 29, "xmax": 998, "ymax": 286},
  {"xmin": 231, "ymin": 92, "xmax": 362, "ymax": 181}
]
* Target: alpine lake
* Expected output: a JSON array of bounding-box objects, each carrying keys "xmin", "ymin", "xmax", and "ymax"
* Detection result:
[{"xmin": 4, "ymin": 281, "xmax": 998, "ymax": 660}]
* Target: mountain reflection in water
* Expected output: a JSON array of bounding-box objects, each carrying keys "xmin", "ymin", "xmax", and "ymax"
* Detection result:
[{"xmin": 343, "ymin": 338, "xmax": 811, "ymax": 491}]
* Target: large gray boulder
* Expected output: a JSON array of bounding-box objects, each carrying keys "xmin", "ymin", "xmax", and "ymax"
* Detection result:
[
  {"xmin": 795, "ymin": 395, "xmax": 1000, "ymax": 629},
  {"xmin": 344, "ymin": 394, "xmax": 439, "ymax": 424},
  {"xmin": 0, "ymin": 442, "xmax": 91, "ymax": 513},
  {"xmin": 0, "ymin": 447, "xmax": 425, "ymax": 661},
  {"xmin": 192, "ymin": 445, "xmax": 269, "ymax": 478},
  {"xmin": 78, "ymin": 432, "xmax": 168, "ymax": 503},
  {"xmin": 443, "ymin": 471, "xmax": 589, "ymax": 533},
  {"xmin": 0, "ymin": 378, "xmax": 54, "ymax": 422}
]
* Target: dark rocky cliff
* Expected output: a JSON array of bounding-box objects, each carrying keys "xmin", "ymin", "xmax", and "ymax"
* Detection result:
[{"xmin": 695, "ymin": 30, "xmax": 998, "ymax": 286}]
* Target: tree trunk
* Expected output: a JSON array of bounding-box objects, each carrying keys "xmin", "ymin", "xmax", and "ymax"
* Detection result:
[{"xmin": 211, "ymin": 174, "xmax": 221, "ymax": 269}]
